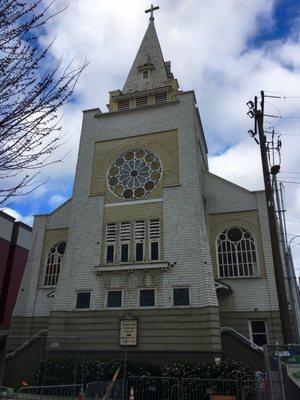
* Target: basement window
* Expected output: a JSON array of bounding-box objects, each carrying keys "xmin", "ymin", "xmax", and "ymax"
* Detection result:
[
  {"xmin": 107, "ymin": 290, "xmax": 123, "ymax": 308},
  {"xmin": 173, "ymin": 288, "xmax": 190, "ymax": 306},
  {"xmin": 140, "ymin": 289, "xmax": 155, "ymax": 307},
  {"xmin": 76, "ymin": 292, "xmax": 91, "ymax": 309}
]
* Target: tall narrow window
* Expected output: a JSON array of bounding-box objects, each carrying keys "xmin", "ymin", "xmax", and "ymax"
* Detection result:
[
  {"xmin": 120, "ymin": 222, "xmax": 130, "ymax": 263},
  {"xmin": 135, "ymin": 221, "xmax": 145, "ymax": 262},
  {"xmin": 106, "ymin": 223, "xmax": 116, "ymax": 263},
  {"xmin": 217, "ymin": 227, "xmax": 258, "ymax": 278},
  {"xmin": 143, "ymin": 70, "xmax": 149, "ymax": 79},
  {"xmin": 249, "ymin": 321, "xmax": 267, "ymax": 346},
  {"xmin": 149, "ymin": 220, "xmax": 160, "ymax": 261},
  {"xmin": 44, "ymin": 242, "xmax": 66, "ymax": 287}
]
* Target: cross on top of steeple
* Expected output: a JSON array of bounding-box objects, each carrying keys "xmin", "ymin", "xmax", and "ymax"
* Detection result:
[{"xmin": 145, "ymin": 4, "xmax": 159, "ymax": 22}]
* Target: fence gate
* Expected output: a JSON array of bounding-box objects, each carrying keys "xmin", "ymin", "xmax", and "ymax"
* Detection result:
[
  {"xmin": 86, "ymin": 380, "xmax": 123, "ymax": 400},
  {"xmin": 181, "ymin": 378, "xmax": 239, "ymax": 400},
  {"xmin": 126, "ymin": 376, "xmax": 180, "ymax": 400}
]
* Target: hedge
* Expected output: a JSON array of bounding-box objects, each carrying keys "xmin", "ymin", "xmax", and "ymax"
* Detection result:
[{"xmin": 35, "ymin": 358, "xmax": 255, "ymax": 385}]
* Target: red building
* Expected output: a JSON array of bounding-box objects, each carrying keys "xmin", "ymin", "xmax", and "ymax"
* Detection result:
[{"xmin": 0, "ymin": 211, "xmax": 32, "ymax": 328}]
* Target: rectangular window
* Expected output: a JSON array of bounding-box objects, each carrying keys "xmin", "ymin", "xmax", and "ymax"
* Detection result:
[
  {"xmin": 120, "ymin": 222, "xmax": 130, "ymax": 263},
  {"xmin": 151, "ymin": 242, "xmax": 159, "ymax": 260},
  {"xmin": 106, "ymin": 245, "xmax": 114, "ymax": 263},
  {"xmin": 107, "ymin": 290, "xmax": 122, "ymax": 308},
  {"xmin": 143, "ymin": 70, "xmax": 149, "ymax": 79},
  {"xmin": 135, "ymin": 221, "xmax": 145, "ymax": 262},
  {"xmin": 136, "ymin": 243, "xmax": 144, "ymax": 261},
  {"xmin": 149, "ymin": 220, "xmax": 160, "ymax": 261},
  {"xmin": 173, "ymin": 288, "xmax": 190, "ymax": 306},
  {"xmin": 121, "ymin": 243, "xmax": 129, "ymax": 263},
  {"xmin": 106, "ymin": 223, "xmax": 116, "ymax": 263},
  {"xmin": 136, "ymin": 96, "xmax": 148, "ymax": 107},
  {"xmin": 249, "ymin": 320, "xmax": 267, "ymax": 346},
  {"xmin": 118, "ymin": 100, "xmax": 129, "ymax": 111},
  {"xmin": 140, "ymin": 289, "xmax": 155, "ymax": 307},
  {"xmin": 155, "ymin": 92, "xmax": 167, "ymax": 104},
  {"xmin": 76, "ymin": 292, "xmax": 91, "ymax": 309}
]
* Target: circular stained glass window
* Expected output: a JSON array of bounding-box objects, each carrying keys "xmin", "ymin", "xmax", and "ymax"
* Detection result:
[{"xmin": 107, "ymin": 148, "xmax": 163, "ymax": 200}]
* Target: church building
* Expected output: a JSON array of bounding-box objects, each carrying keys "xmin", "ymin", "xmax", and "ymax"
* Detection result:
[{"xmin": 9, "ymin": 7, "xmax": 291, "ymax": 366}]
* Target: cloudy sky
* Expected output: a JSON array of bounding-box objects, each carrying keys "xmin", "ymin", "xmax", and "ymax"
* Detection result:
[{"xmin": 5, "ymin": 0, "xmax": 300, "ymax": 273}]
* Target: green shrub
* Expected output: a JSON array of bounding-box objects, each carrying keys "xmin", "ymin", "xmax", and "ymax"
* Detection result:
[{"xmin": 34, "ymin": 357, "xmax": 254, "ymax": 385}]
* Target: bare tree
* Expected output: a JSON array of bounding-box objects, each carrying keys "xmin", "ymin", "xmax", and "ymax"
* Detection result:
[{"xmin": 0, "ymin": 0, "xmax": 87, "ymax": 206}]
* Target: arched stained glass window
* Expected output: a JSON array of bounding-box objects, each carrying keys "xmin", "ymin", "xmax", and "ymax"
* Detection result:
[
  {"xmin": 44, "ymin": 241, "xmax": 66, "ymax": 286},
  {"xmin": 217, "ymin": 227, "xmax": 257, "ymax": 278}
]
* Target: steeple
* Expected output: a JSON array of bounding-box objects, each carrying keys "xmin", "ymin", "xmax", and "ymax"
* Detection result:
[
  {"xmin": 123, "ymin": 9, "xmax": 172, "ymax": 94},
  {"xmin": 108, "ymin": 5, "xmax": 179, "ymax": 112}
]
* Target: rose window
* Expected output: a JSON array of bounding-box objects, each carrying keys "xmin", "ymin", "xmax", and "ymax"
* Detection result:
[{"xmin": 107, "ymin": 148, "xmax": 163, "ymax": 200}]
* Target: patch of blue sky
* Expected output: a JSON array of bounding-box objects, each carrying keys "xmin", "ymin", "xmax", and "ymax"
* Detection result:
[{"xmin": 249, "ymin": 0, "xmax": 300, "ymax": 47}]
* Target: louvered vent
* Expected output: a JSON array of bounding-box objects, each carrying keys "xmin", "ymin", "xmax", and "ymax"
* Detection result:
[
  {"xmin": 155, "ymin": 92, "xmax": 167, "ymax": 104},
  {"xmin": 136, "ymin": 96, "xmax": 148, "ymax": 108},
  {"xmin": 118, "ymin": 100, "xmax": 129, "ymax": 111},
  {"xmin": 135, "ymin": 221, "xmax": 145, "ymax": 242},
  {"xmin": 149, "ymin": 220, "xmax": 160, "ymax": 240},
  {"xmin": 120, "ymin": 222, "xmax": 131, "ymax": 241},
  {"xmin": 106, "ymin": 223, "xmax": 117, "ymax": 243}
]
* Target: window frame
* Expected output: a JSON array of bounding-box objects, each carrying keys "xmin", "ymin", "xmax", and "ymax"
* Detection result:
[
  {"xmin": 105, "ymin": 223, "xmax": 117, "ymax": 264},
  {"xmin": 138, "ymin": 288, "xmax": 156, "ymax": 308},
  {"xmin": 120, "ymin": 221, "xmax": 131, "ymax": 263},
  {"xmin": 43, "ymin": 241, "xmax": 66, "ymax": 288},
  {"xmin": 106, "ymin": 289, "xmax": 123, "ymax": 309},
  {"xmin": 248, "ymin": 320, "xmax": 268, "ymax": 347},
  {"xmin": 149, "ymin": 219, "xmax": 160, "ymax": 262},
  {"xmin": 134, "ymin": 220, "xmax": 145, "ymax": 262},
  {"xmin": 75, "ymin": 290, "xmax": 92, "ymax": 310},
  {"xmin": 216, "ymin": 226, "xmax": 259, "ymax": 279},
  {"xmin": 172, "ymin": 287, "xmax": 191, "ymax": 308}
]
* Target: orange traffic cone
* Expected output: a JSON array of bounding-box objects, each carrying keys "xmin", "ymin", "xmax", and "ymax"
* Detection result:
[
  {"xmin": 129, "ymin": 386, "xmax": 134, "ymax": 400},
  {"xmin": 77, "ymin": 385, "xmax": 85, "ymax": 400}
]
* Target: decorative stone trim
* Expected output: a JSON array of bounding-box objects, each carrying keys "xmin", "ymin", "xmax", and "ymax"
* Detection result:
[{"xmin": 95, "ymin": 261, "xmax": 173, "ymax": 274}]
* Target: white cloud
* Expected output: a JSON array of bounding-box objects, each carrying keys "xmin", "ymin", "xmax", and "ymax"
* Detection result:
[
  {"xmin": 48, "ymin": 194, "xmax": 69, "ymax": 208},
  {"xmin": 4, "ymin": 208, "xmax": 33, "ymax": 227}
]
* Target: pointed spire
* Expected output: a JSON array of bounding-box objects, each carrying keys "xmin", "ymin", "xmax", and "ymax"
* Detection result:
[{"xmin": 122, "ymin": 14, "xmax": 171, "ymax": 94}]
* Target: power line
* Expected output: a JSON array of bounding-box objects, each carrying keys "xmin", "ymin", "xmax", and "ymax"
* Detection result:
[
  {"xmin": 279, "ymin": 180, "xmax": 300, "ymax": 184},
  {"xmin": 280, "ymin": 172, "xmax": 300, "ymax": 174}
]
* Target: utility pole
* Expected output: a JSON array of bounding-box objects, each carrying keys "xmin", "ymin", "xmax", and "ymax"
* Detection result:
[{"xmin": 248, "ymin": 91, "xmax": 293, "ymax": 344}]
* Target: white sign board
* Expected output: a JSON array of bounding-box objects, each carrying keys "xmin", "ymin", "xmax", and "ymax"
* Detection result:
[{"xmin": 120, "ymin": 319, "xmax": 137, "ymax": 346}]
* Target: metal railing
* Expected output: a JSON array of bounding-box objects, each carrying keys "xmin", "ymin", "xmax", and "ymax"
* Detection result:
[
  {"xmin": 7, "ymin": 377, "xmax": 266, "ymax": 400},
  {"xmin": 126, "ymin": 376, "xmax": 180, "ymax": 400},
  {"xmin": 7, "ymin": 330, "xmax": 48, "ymax": 360},
  {"xmin": 221, "ymin": 327, "xmax": 263, "ymax": 351},
  {"xmin": 181, "ymin": 377, "xmax": 239, "ymax": 399},
  {"xmin": 0, "ymin": 387, "xmax": 15, "ymax": 399},
  {"xmin": 17, "ymin": 384, "xmax": 82, "ymax": 400}
]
